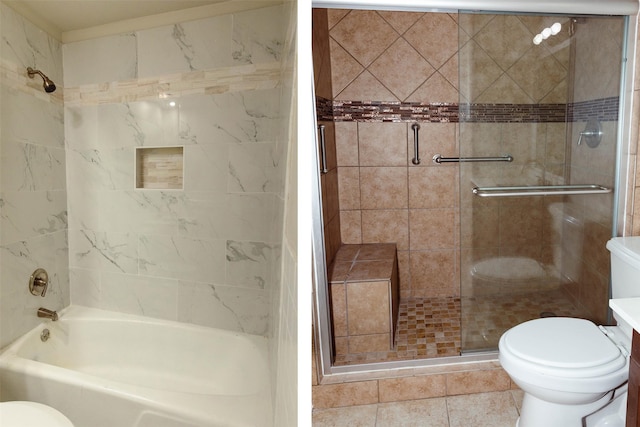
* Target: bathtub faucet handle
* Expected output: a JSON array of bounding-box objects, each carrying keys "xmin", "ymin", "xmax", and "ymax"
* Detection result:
[
  {"xmin": 37, "ymin": 307, "xmax": 58, "ymax": 321},
  {"xmin": 29, "ymin": 268, "xmax": 49, "ymax": 297}
]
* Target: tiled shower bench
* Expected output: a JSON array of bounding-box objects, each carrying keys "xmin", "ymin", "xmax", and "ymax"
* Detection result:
[{"xmin": 327, "ymin": 243, "xmax": 400, "ymax": 358}]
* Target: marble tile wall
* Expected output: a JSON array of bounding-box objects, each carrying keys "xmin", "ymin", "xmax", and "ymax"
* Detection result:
[
  {"xmin": 0, "ymin": 4, "xmax": 69, "ymax": 348},
  {"xmin": 63, "ymin": 4, "xmax": 288, "ymax": 337},
  {"xmin": 270, "ymin": 1, "xmax": 298, "ymax": 425}
]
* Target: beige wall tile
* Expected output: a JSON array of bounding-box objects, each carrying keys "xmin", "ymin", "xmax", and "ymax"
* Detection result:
[
  {"xmin": 335, "ymin": 121, "xmax": 359, "ymax": 166},
  {"xmin": 349, "ymin": 333, "xmax": 391, "ymax": 353},
  {"xmin": 440, "ymin": 54, "xmax": 459, "ymax": 91},
  {"xmin": 340, "ymin": 210, "xmax": 363, "ymax": 244},
  {"xmin": 507, "ymin": 47, "xmax": 566, "ymax": 103},
  {"xmin": 338, "ymin": 167, "xmax": 361, "ymax": 210},
  {"xmin": 396, "ymin": 250, "xmax": 412, "ymax": 297},
  {"xmin": 460, "ymin": 206, "xmax": 500, "ymax": 249},
  {"xmin": 379, "ymin": 375, "xmax": 447, "ymax": 402},
  {"xmin": 407, "ymin": 72, "xmax": 458, "ymax": 104},
  {"xmin": 369, "ymin": 38, "xmax": 435, "ymax": 101},
  {"xmin": 458, "ymin": 13, "xmax": 495, "ymax": 38},
  {"xmin": 378, "ymin": 11, "xmax": 423, "ymax": 35},
  {"xmin": 325, "ymin": 215, "xmax": 342, "ymax": 266},
  {"xmin": 322, "ymin": 168, "xmax": 340, "ymax": 223},
  {"xmin": 474, "ymin": 15, "xmax": 533, "ymax": 71},
  {"xmin": 501, "ymin": 123, "xmax": 545, "ymax": 166},
  {"xmin": 446, "ymin": 369, "xmax": 511, "ymax": 395},
  {"xmin": 475, "ymin": 73, "xmax": 532, "ymax": 104},
  {"xmin": 410, "ymin": 250, "xmax": 457, "ymax": 297},
  {"xmin": 360, "ymin": 167, "xmax": 408, "ymax": 209},
  {"xmin": 330, "ymin": 10, "xmax": 399, "ymax": 67},
  {"xmin": 359, "ymin": 122, "xmax": 408, "ymax": 167},
  {"xmin": 312, "ymin": 381, "xmax": 379, "ymax": 409},
  {"xmin": 331, "ymin": 283, "xmax": 348, "ymax": 337},
  {"xmin": 312, "ymin": 10, "xmax": 333, "ymax": 100},
  {"xmin": 337, "ymin": 70, "xmax": 398, "ymax": 102},
  {"xmin": 409, "ymin": 209, "xmax": 456, "ymax": 250},
  {"xmin": 361, "ymin": 209, "xmax": 409, "ymax": 250},
  {"xmin": 357, "ymin": 243, "xmax": 396, "ymax": 260},
  {"xmin": 334, "ymin": 336, "xmax": 348, "ymax": 355},
  {"xmin": 347, "ymin": 281, "xmax": 391, "ymax": 335},
  {"xmin": 458, "ymin": 40, "xmax": 503, "ymax": 102},
  {"xmin": 327, "ymin": 9, "xmax": 349, "ymax": 29},
  {"xmin": 409, "ymin": 166, "xmax": 457, "ymax": 209},
  {"xmin": 329, "ymin": 38, "xmax": 364, "ymax": 98},
  {"xmin": 404, "ymin": 13, "xmax": 459, "ymax": 69}
]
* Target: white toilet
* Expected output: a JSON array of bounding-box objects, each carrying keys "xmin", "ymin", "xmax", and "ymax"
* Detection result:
[
  {"xmin": 499, "ymin": 236, "xmax": 640, "ymax": 427},
  {"xmin": 0, "ymin": 401, "xmax": 74, "ymax": 426}
]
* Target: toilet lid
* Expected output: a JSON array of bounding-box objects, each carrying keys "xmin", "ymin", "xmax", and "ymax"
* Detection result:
[
  {"xmin": 0, "ymin": 401, "xmax": 74, "ymax": 427},
  {"xmin": 502, "ymin": 318, "xmax": 625, "ymax": 371}
]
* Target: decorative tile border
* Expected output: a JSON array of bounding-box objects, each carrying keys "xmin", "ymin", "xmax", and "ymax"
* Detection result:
[
  {"xmin": 318, "ymin": 96, "xmax": 620, "ymax": 124},
  {"xmin": 65, "ymin": 62, "xmax": 282, "ymax": 106},
  {"xmin": 2, "ymin": 59, "xmax": 282, "ymax": 106}
]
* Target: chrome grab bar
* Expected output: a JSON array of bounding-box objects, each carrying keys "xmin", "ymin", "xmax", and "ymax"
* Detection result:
[
  {"xmin": 433, "ymin": 154, "xmax": 513, "ymax": 164},
  {"xmin": 472, "ymin": 184, "xmax": 612, "ymax": 198},
  {"xmin": 318, "ymin": 124, "xmax": 328, "ymax": 174},
  {"xmin": 411, "ymin": 123, "xmax": 420, "ymax": 165}
]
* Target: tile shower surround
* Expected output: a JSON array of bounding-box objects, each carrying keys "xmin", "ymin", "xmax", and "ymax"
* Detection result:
[
  {"xmin": 0, "ymin": 3, "xmax": 288, "ymax": 340},
  {"xmin": 316, "ymin": 96, "xmax": 620, "ymax": 123},
  {"xmin": 317, "ymin": 9, "xmax": 621, "ymax": 322}
]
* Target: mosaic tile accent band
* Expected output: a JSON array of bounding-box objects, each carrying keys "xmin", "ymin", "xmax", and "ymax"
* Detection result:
[{"xmin": 317, "ymin": 96, "xmax": 620, "ymax": 123}]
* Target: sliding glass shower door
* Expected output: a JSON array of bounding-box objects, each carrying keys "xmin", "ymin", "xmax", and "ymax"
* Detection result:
[{"xmin": 458, "ymin": 12, "xmax": 626, "ymax": 353}]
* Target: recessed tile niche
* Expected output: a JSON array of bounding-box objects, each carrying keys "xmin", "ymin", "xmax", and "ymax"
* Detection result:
[{"xmin": 135, "ymin": 147, "xmax": 184, "ymax": 189}]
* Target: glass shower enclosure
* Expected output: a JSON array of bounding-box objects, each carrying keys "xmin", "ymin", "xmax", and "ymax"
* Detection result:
[{"xmin": 458, "ymin": 13, "xmax": 626, "ymax": 353}]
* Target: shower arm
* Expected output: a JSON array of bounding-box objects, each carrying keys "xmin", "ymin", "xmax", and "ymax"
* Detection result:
[{"xmin": 26, "ymin": 67, "xmax": 56, "ymax": 93}]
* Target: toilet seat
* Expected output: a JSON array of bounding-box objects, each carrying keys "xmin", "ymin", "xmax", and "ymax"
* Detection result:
[
  {"xmin": 501, "ymin": 317, "xmax": 627, "ymax": 378},
  {"xmin": 499, "ymin": 317, "xmax": 630, "ymax": 395},
  {"xmin": 0, "ymin": 401, "xmax": 74, "ymax": 427}
]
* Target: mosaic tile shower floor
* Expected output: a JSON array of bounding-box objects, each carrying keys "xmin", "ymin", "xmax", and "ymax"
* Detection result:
[{"xmin": 333, "ymin": 289, "xmax": 590, "ymax": 365}]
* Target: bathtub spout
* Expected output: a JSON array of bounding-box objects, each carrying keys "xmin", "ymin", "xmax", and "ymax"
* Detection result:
[{"xmin": 37, "ymin": 307, "xmax": 58, "ymax": 321}]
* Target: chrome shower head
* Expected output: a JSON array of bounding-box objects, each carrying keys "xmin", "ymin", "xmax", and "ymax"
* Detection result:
[{"xmin": 27, "ymin": 67, "xmax": 56, "ymax": 93}]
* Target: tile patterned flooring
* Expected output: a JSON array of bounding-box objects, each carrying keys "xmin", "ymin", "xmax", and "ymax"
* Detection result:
[
  {"xmin": 312, "ymin": 390, "xmax": 524, "ymax": 427},
  {"xmin": 334, "ymin": 289, "xmax": 590, "ymax": 365}
]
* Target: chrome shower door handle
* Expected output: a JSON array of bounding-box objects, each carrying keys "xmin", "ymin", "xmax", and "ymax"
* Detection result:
[
  {"xmin": 318, "ymin": 124, "xmax": 328, "ymax": 174},
  {"xmin": 411, "ymin": 123, "xmax": 420, "ymax": 165}
]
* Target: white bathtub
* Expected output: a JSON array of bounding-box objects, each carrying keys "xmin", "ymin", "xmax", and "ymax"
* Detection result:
[{"xmin": 0, "ymin": 305, "xmax": 272, "ymax": 427}]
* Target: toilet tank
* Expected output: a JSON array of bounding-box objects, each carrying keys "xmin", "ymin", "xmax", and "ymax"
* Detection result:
[{"xmin": 607, "ymin": 237, "xmax": 640, "ymax": 298}]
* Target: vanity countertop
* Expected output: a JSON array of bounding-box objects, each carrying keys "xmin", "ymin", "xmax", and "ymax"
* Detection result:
[{"xmin": 610, "ymin": 297, "xmax": 640, "ymax": 332}]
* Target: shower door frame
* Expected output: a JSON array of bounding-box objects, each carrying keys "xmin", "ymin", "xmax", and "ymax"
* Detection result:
[{"xmin": 311, "ymin": 0, "xmax": 638, "ymax": 383}]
